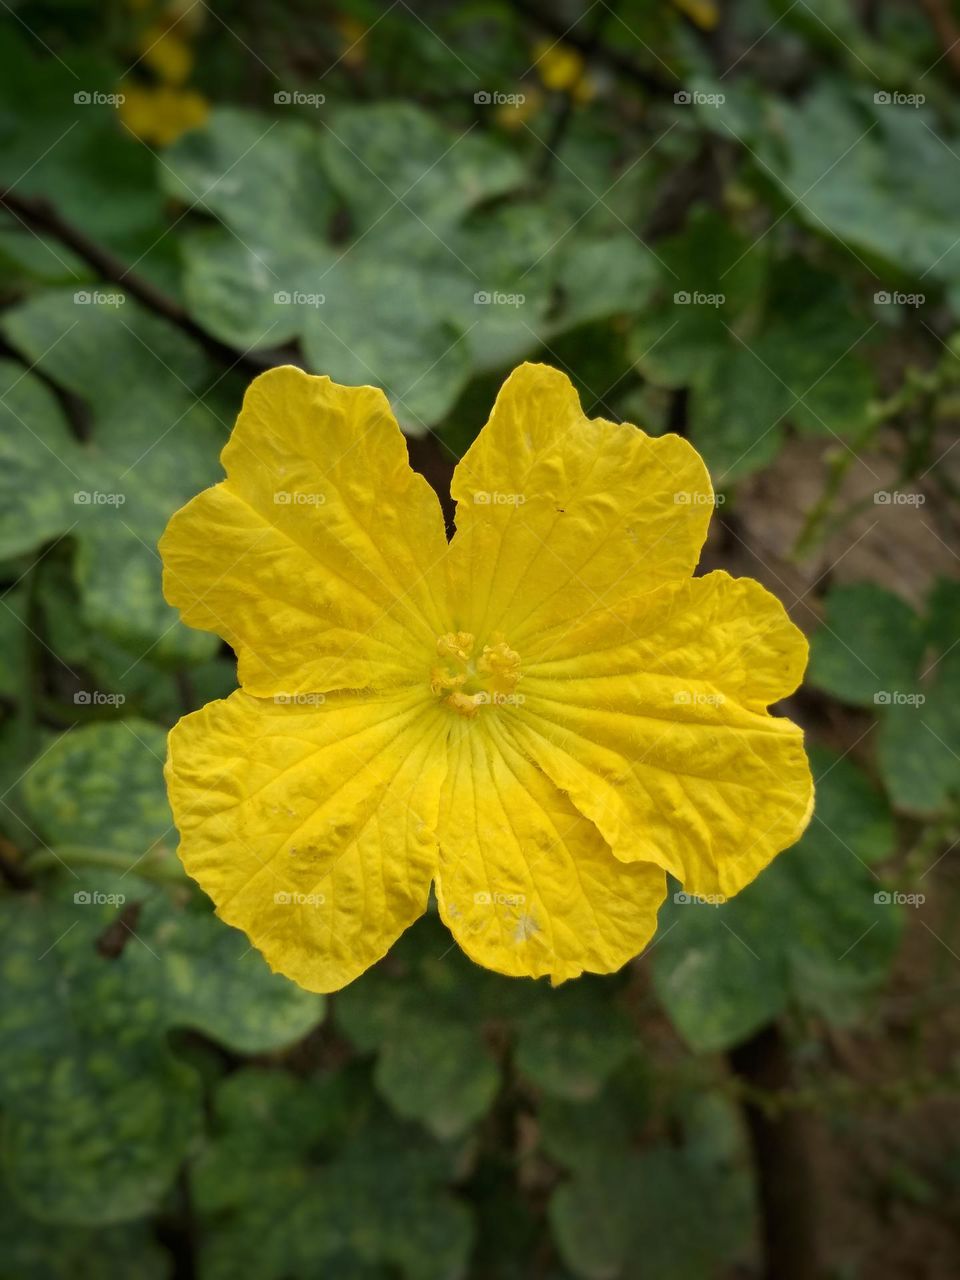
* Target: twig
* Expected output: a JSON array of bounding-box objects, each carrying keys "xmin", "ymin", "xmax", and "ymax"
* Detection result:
[
  {"xmin": 511, "ymin": 0, "xmax": 677, "ymax": 97},
  {"xmin": 0, "ymin": 189, "xmax": 282, "ymax": 374},
  {"xmin": 920, "ymin": 0, "xmax": 960, "ymax": 80},
  {"xmin": 729, "ymin": 1022, "xmax": 820, "ymax": 1280}
]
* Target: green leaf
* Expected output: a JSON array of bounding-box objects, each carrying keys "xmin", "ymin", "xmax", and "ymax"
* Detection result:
[
  {"xmin": 133, "ymin": 901, "xmax": 326, "ymax": 1056},
  {"xmin": 322, "ymin": 102, "xmax": 524, "ymax": 234},
  {"xmin": 0, "ymin": 360, "xmax": 81, "ymax": 561},
  {"xmin": 0, "ymin": 868, "xmax": 325, "ymax": 1223},
  {"xmin": 21, "ymin": 719, "xmax": 173, "ymax": 862},
  {"xmin": 0, "ymin": 33, "xmax": 170, "ymax": 265},
  {"xmin": 630, "ymin": 213, "xmax": 876, "ymax": 479},
  {"xmin": 194, "ymin": 1067, "xmax": 473, "ymax": 1280},
  {"xmin": 652, "ymin": 748, "xmax": 901, "ymax": 1052},
  {"xmin": 513, "ymin": 979, "xmax": 635, "ymax": 1100},
  {"xmin": 0, "ymin": 880, "xmax": 204, "ymax": 1223},
  {"xmin": 336, "ymin": 916, "xmax": 501, "ymax": 1139},
  {"xmin": 0, "ymin": 1195, "xmax": 170, "ymax": 1280},
  {"xmin": 758, "ymin": 82, "xmax": 960, "ymax": 284},
  {"xmin": 808, "ymin": 583, "xmax": 925, "ymax": 708},
  {"xmin": 0, "ymin": 291, "xmax": 225, "ymax": 662},
  {"xmin": 544, "ymin": 1077, "xmax": 754, "ymax": 1280}
]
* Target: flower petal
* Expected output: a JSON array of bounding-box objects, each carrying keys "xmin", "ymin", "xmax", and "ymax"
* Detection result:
[
  {"xmin": 445, "ymin": 363, "xmax": 712, "ymax": 642},
  {"xmin": 160, "ymin": 366, "xmax": 449, "ymax": 695},
  {"xmin": 165, "ymin": 689, "xmax": 446, "ymax": 993},
  {"xmin": 434, "ymin": 718, "xmax": 666, "ymax": 982},
  {"xmin": 506, "ymin": 571, "xmax": 813, "ymax": 899}
]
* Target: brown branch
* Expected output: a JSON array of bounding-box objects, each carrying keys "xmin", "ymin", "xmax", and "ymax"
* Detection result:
[
  {"xmin": 0, "ymin": 189, "xmax": 286, "ymax": 375},
  {"xmin": 920, "ymin": 0, "xmax": 960, "ymax": 80},
  {"xmin": 729, "ymin": 1023, "xmax": 821, "ymax": 1280},
  {"xmin": 510, "ymin": 0, "xmax": 677, "ymax": 97}
]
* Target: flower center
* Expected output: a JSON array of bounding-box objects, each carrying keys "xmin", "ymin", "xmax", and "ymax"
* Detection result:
[{"xmin": 431, "ymin": 631, "xmax": 522, "ymax": 718}]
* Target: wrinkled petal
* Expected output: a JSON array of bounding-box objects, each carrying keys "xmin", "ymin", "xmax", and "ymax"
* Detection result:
[
  {"xmin": 445, "ymin": 363, "xmax": 712, "ymax": 642},
  {"xmin": 434, "ymin": 718, "xmax": 666, "ymax": 982},
  {"xmin": 505, "ymin": 571, "xmax": 813, "ymax": 898},
  {"xmin": 165, "ymin": 688, "xmax": 446, "ymax": 993},
  {"xmin": 160, "ymin": 366, "xmax": 449, "ymax": 696}
]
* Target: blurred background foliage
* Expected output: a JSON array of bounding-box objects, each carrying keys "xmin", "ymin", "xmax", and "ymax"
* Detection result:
[{"xmin": 0, "ymin": 0, "xmax": 959, "ymax": 1277}]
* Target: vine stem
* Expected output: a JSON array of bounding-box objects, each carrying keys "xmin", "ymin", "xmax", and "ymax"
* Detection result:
[
  {"xmin": 728, "ymin": 1022, "xmax": 820, "ymax": 1280},
  {"xmin": 24, "ymin": 844, "xmax": 186, "ymax": 883},
  {"xmin": 0, "ymin": 188, "xmax": 283, "ymax": 374}
]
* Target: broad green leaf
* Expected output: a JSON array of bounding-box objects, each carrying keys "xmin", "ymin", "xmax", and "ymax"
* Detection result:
[
  {"xmin": 20, "ymin": 719, "xmax": 172, "ymax": 862},
  {"xmin": 808, "ymin": 583, "xmax": 925, "ymax": 708},
  {"xmin": 193, "ymin": 1067, "xmax": 473, "ymax": 1280},
  {"xmin": 652, "ymin": 748, "xmax": 901, "ymax": 1051},
  {"xmin": 758, "ymin": 82, "xmax": 960, "ymax": 283},
  {"xmin": 0, "ymin": 871, "xmax": 324, "ymax": 1222},
  {"xmin": 336, "ymin": 916, "xmax": 502, "ymax": 1139},
  {"xmin": 0, "ymin": 1196, "xmax": 170, "ymax": 1280},
  {"xmin": 544, "ymin": 1077, "xmax": 754, "ymax": 1280},
  {"xmin": 322, "ymin": 102, "xmax": 524, "ymax": 234},
  {"xmin": 0, "ymin": 32, "xmax": 170, "ymax": 264},
  {"xmin": 877, "ymin": 580, "xmax": 960, "ymax": 812},
  {"xmin": 0, "ymin": 879, "xmax": 204, "ymax": 1223},
  {"xmin": 630, "ymin": 214, "xmax": 875, "ymax": 478},
  {"xmin": 1, "ymin": 292, "xmax": 224, "ymax": 662},
  {"xmin": 513, "ymin": 980, "xmax": 635, "ymax": 1100},
  {"xmin": 0, "ymin": 360, "xmax": 81, "ymax": 560}
]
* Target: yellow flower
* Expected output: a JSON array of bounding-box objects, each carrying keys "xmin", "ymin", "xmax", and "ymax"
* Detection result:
[
  {"xmin": 533, "ymin": 39, "xmax": 596, "ymax": 103},
  {"xmin": 119, "ymin": 82, "xmax": 209, "ymax": 147},
  {"xmin": 671, "ymin": 0, "xmax": 720, "ymax": 31},
  {"xmin": 140, "ymin": 22, "xmax": 194, "ymax": 87},
  {"xmin": 160, "ymin": 364, "xmax": 813, "ymax": 993},
  {"xmin": 533, "ymin": 39, "xmax": 584, "ymax": 93}
]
